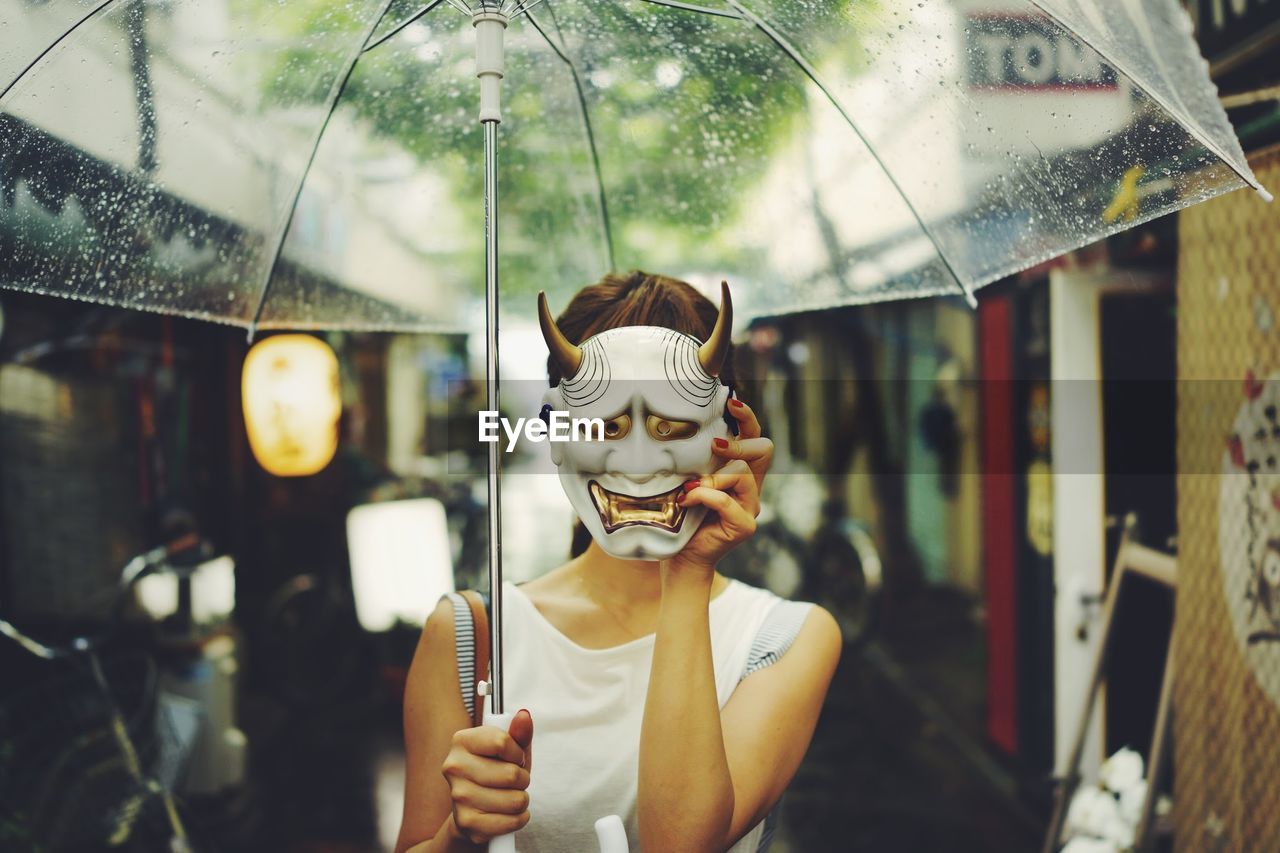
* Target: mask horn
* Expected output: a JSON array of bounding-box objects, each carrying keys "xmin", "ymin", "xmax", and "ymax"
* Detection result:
[
  {"xmin": 698, "ymin": 281, "xmax": 733, "ymax": 377},
  {"xmin": 538, "ymin": 291, "xmax": 583, "ymax": 379}
]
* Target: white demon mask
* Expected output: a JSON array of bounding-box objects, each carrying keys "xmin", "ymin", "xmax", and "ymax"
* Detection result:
[{"xmin": 540, "ymin": 283, "xmax": 734, "ymax": 560}]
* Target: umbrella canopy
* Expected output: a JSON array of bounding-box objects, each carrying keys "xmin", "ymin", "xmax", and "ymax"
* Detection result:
[{"xmin": 0, "ymin": 0, "xmax": 1267, "ymax": 334}]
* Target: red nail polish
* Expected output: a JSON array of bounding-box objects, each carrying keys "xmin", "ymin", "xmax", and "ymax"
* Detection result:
[
  {"xmin": 713, "ymin": 438, "xmax": 729, "ymax": 449},
  {"xmin": 729, "ymin": 399, "xmax": 744, "ymax": 408},
  {"xmin": 676, "ymin": 491, "xmax": 686, "ymax": 504},
  {"xmin": 683, "ymin": 480, "xmax": 700, "ymax": 492}
]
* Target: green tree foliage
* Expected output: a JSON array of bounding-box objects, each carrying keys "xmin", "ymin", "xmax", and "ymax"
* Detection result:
[{"xmin": 258, "ymin": 0, "xmax": 858, "ymax": 297}]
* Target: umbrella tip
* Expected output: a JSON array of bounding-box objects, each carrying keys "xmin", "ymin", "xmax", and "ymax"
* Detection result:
[{"xmin": 1257, "ymin": 185, "xmax": 1274, "ymax": 204}]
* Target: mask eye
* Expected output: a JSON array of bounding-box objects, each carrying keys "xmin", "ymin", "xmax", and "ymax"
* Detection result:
[
  {"xmin": 645, "ymin": 415, "xmax": 699, "ymax": 441},
  {"xmin": 602, "ymin": 413, "xmax": 632, "ymax": 440}
]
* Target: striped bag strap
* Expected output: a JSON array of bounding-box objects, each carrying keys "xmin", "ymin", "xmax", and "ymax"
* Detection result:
[
  {"xmin": 444, "ymin": 591, "xmax": 491, "ymax": 727},
  {"xmin": 740, "ymin": 599, "xmax": 813, "ymax": 682}
]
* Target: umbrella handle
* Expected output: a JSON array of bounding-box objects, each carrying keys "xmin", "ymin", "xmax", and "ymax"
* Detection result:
[
  {"xmin": 482, "ymin": 710, "xmax": 518, "ymax": 853},
  {"xmin": 594, "ymin": 815, "xmax": 629, "ymax": 853},
  {"xmin": 489, "ymin": 833, "xmax": 517, "ymax": 853},
  {"xmin": 481, "ymin": 709, "xmax": 629, "ymax": 853}
]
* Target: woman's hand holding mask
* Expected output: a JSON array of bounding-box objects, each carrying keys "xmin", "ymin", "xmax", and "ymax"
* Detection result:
[
  {"xmin": 667, "ymin": 399, "xmax": 773, "ymax": 575},
  {"xmin": 713, "ymin": 398, "xmax": 773, "ymax": 491}
]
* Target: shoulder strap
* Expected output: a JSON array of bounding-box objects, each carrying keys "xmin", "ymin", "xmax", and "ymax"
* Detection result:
[
  {"xmin": 443, "ymin": 591, "xmax": 491, "ymax": 727},
  {"xmin": 459, "ymin": 590, "xmax": 490, "ymax": 728},
  {"xmin": 739, "ymin": 600, "xmax": 812, "ymax": 683},
  {"xmin": 444, "ymin": 593, "xmax": 477, "ymax": 724}
]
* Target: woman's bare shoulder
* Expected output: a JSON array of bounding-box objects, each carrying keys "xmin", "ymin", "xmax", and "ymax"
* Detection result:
[
  {"xmin": 799, "ymin": 605, "xmax": 842, "ymax": 656},
  {"xmin": 417, "ymin": 596, "xmax": 458, "ymax": 655}
]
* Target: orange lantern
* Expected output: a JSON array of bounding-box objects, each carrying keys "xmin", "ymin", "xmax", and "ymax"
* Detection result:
[{"xmin": 242, "ymin": 335, "xmax": 341, "ymax": 477}]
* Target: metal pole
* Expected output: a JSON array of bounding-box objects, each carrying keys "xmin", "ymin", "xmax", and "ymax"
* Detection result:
[{"xmin": 483, "ymin": 117, "xmax": 504, "ymax": 717}]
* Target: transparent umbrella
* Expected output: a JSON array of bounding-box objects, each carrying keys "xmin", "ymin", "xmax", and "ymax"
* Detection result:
[
  {"xmin": 0, "ymin": 2, "xmax": 1267, "ymax": 840},
  {"xmin": 0, "ymin": 0, "xmax": 1267, "ymax": 333}
]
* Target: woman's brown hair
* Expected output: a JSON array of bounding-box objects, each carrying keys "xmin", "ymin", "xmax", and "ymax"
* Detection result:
[
  {"xmin": 550, "ymin": 270, "xmax": 738, "ymax": 557},
  {"xmin": 546, "ymin": 270, "xmax": 737, "ymax": 388}
]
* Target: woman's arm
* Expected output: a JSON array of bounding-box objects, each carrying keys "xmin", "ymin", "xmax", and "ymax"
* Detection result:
[
  {"xmin": 639, "ymin": 449, "xmax": 842, "ymax": 852},
  {"xmin": 639, "ymin": 566, "xmax": 736, "ymax": 853},
  {"xmin": 397, "ymin": 599, "xmax": 476, "ymax": 853},
  {"xmin": 396, "ymin": 600, "xmax": 534, "ymax": 853},
  {"xmin": 718, "ymin": 606, "xmax": 841, "ymax": 842},
  {"xmin": 639, "ymin": 567, "xmax": 841, "ymax": 853}
]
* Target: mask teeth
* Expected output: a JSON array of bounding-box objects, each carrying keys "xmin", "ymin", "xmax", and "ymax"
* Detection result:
[{"xmin": 589, "ymin": 481, "xmax": 686, "ymax": 533}]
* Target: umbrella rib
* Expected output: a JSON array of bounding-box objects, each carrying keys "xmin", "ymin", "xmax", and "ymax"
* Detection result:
[
  {"xmin": 634, "ymin": 0, "xmax": 745, "ymax": 20},
  {"xmin": 1021, "ymin": 0, "xmax": 1269, "ymax": 201},
  {"xmin": 506, "ymin": 0, "xmax": 548, "ymax": 19},
  {"xmin": 722, "ymin": 0, "xmax": 977, "ymax": 308},
  {"xmin": 526, "ymin": 4, "xmax": 618, "ymax": 271},
  {"xmin": 246, "ymin": 0, "xmax": 401, "ymax": 339},
  {"xmin": 0, "ymin": 0, "xmax": 119, "ymax": 102},
  {"xmin": 363, "ymin": 0, "xmax": 449, "ymax": 53}
]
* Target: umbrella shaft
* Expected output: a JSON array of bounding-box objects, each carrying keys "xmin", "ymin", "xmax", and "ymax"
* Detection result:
[{"xmin": 483, "ymin": 118, "xmax": 504, "ymax": 717}]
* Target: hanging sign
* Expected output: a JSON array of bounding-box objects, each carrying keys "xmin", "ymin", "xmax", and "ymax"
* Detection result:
[
  {"xmin": 958, "ymin": 8, "xmax": 1130, "ymax": 162},
  {"xmin": 965, "ymin": 14, "xmax": 1118, "ymax": 91}
]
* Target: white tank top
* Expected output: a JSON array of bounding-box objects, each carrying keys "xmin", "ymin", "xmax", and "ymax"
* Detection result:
[{"xmin": 479, "ymin": 579, "xmax": 797, "ymax": 853}]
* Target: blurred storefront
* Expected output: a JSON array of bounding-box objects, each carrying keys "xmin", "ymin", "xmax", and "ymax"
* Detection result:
[
  {"xmin": 978, "ymin": 253, "xmax": 1179, "ymax": 794},
  {"xmin": 959, "ymin": 1, "xmax": 1182, "ymax": 803},
  {"xmin": 732, "ymin": 5, "xmax": 1199, "ymax": 829},
  {"xmin": 965, "ymin": 3, "xmax": 1280, "ymax": 842},
  {"xmin": 1172, "ymin": 0, "xmax": 1280, "ymax": 847},
  {"xmin": 771, "ymin": 249, "xmax": 1181, "ymax": 807}
]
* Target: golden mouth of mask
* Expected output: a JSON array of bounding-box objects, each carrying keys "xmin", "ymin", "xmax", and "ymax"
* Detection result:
[{"xmin": 588, "ymin": 481, "xmax": 687, "ymax": 534}]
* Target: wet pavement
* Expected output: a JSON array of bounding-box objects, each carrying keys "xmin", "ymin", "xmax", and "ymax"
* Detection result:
[{"xmin": 776, "ymin": 641, "xmax": 1043, "ymax": 852}]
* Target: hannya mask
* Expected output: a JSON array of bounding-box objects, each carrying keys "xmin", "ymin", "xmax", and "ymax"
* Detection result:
[{"xmin": 540, "ymin": 283, "xmax": 734, "ymax": 560}]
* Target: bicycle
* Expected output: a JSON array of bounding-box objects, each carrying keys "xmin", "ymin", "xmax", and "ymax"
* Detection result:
[
  {"xmin": 805, "ymin": 498, "xmax": 883, "ymax": 647},
  {"xmin": 0, "ymin": 536, "xmax": 213, "ymax": 852},
  {"xmin": 733, "ymin": 343, "xmax": 884, "ymax": 647}
]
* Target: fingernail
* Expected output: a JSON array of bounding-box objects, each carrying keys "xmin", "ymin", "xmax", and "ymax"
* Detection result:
[
  {"xmin": 713, "ymin": 438, "xmax": 729, "ymax": 450},
  {"xmin": 676, "ymin": 491, "xmax": 686, "ymax": 504},
  {"xmin": 683, "ymin": 479, "xmax": 700, "ymax": 492},
  {"xmin": 729, "ymin": 399, "xmax": 744, "ymax": 408}
]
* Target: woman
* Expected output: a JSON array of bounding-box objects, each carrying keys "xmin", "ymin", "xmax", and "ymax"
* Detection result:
[{"xmin": 396, "ymin": 272, "xmax": 842, "ymax": 853}]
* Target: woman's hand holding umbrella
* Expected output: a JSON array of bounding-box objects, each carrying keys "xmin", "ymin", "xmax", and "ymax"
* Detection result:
[{"xmin": 440, "ymin": 710, "xmax": 534, "ymax": 847}]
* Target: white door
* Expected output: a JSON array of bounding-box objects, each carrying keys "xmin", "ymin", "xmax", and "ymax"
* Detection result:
[{"xmin": 1048, "ymin": 268, "xmax": 1166, "ymax": 781}]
